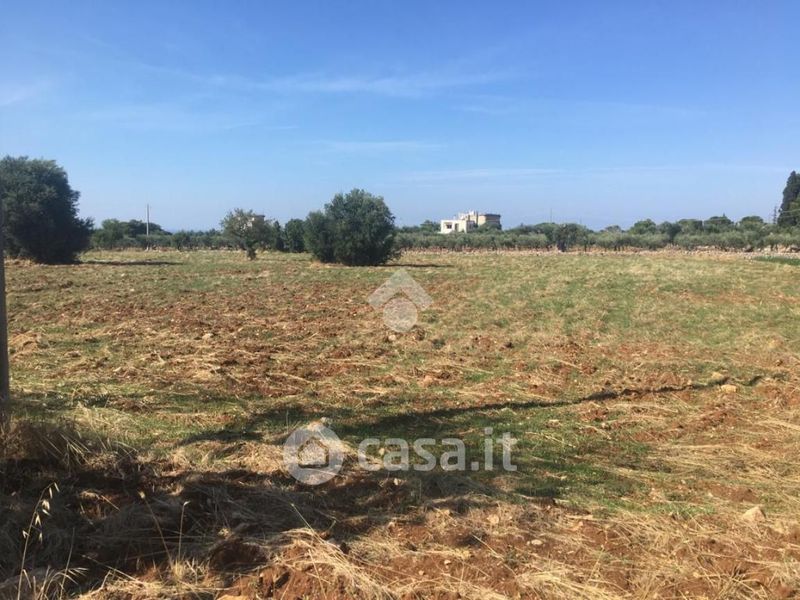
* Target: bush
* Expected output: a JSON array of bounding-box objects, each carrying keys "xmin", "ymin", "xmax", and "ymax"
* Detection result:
[
  {"xmin": 555, "ymin": 223, "xmax": 590, "ymax": 251},
  {"xmin": 303, "ymin": 210, "xmax": 335, "ymax": 262},
  {"xmin": 171, "ymin": 231, "xmax": 192, "ymax": 250},
  {"xmin": 221, "ymin": 208, "xmax": 277, "ymax": 259},
  {"xmin": 304, "ymin": 189, "xmax": 397, "ymax": 266},
  {"xmin": 0, "ymin": 156, "xmax": 93, "ymax": 263},
  {"xmin": 764, "ymin": 230, "xmax": 800, "ymax": 251},
  {"xmin": 283, "ymin": 218, "xmax": 306, "ymax": 252},
  {"xmin": 92, "ymin": 219, "xmax": 127, "ymax": 249}
]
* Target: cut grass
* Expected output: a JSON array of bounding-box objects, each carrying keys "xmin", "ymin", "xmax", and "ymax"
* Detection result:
[
  {"xmin": 754, "ymin": 255, "xmax": 800, "ymax": 267},
  {"xmin": 2, "ymin": 249, "xmax": 800, "ymax": 598}
]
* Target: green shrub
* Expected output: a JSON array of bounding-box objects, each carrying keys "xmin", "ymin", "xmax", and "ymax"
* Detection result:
[
  {"xmin": 221, "ymin": 208, "xmax": 277, "ymax": 259},
  {"xmin": 0, "ymin": 156, "xmax": 93, "ymax": 263},
  {"xmin": 283, "ymin": 218, "xmax": 306, "ymax": 252},
  {"xmin": 304, "ymin": 189, "xmax": 397, "ymax": 266}
]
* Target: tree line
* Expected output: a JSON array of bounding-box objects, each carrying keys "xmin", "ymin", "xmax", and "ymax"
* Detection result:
[
  {"xmin": 91, "ymin": 187, "xmax": 396, "ymax": 267},
  {"xmin": 93, "ymin": 210, "xmax": 799, "ymax": 255},
  {"xmin": 396, "ymin": 213, "xmax": 800, "ymax": 252},
  {"xmin": 2, "ymin": 155, "xmax": 800, "ymax": 265},
  {"xmin": 392, "ymin": 171, "xmax": 800, "ymax": 252}
]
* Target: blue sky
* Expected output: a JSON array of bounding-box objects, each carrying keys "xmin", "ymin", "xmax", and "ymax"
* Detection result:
[{"xmin": 1, "ymin": 1, "xmax": 797, "ymax": 230}]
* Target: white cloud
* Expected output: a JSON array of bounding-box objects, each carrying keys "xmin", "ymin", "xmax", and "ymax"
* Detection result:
[
  {"xmin": 251, "ymin": 71, "xmax": 511, "ymax": 98},
  {"xmin": 403, "ymin": 167, "xmax": 562, "ymax": 183},
  {"xmin": 83, "ymin": 102, "xmax": 293, "ymax": 133},
  {"xmin": 400, "ymin": 163, "xmax": 790, "ymax": 186},
  {"xmin": 0, "ymin": 81, "xmax": 51, "ymax": 107},
  {"xmin": 129, "ymin": 58, "xmax": 515, "ymax": 99},
  {"xmin": 454, "ymin": 95, "xmax": 704, "ymax": 121},
  {"xmin": 312, "ymin": 140, "xmax": 443, "ymax": 153}
]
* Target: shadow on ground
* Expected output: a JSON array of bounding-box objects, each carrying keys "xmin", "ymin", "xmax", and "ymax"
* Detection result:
[
  {"xmin": 0, "ymin": 419, "xmax": 497, "ymax": 597},
  {"xmin": 80, "ymin": 259, "xmax": 179, "ymax": 266}
]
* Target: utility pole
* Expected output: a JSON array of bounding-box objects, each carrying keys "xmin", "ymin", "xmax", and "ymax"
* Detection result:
[
  {"xmin": 146, "ymin": 204, "xmax": 150, "ymax": 249},
  {"xmin": 0, "ymin": 202, "xmax": 10, "ymax": 429}
]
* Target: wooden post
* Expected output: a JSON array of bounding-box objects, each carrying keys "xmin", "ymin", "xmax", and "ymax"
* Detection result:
[{"xmin": 0, "ymin": 202, "xmax": 9, "ymax": 429}]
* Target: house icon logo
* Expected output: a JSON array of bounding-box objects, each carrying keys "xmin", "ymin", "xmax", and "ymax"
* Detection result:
[
  {"xmin": 368, "ymin": 269, "xmax": 433, "ymax": 333},
  {"xmin": 283, "ymin": 421, "xmax": 344, "ymax": 485}
]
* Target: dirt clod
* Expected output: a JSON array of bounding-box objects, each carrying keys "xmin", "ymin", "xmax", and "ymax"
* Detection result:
[{"xmin": 742, "ymin": 505, "xmax": 767, "ymax": 523}]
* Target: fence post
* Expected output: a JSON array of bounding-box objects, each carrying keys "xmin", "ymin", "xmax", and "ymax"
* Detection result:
[{"xmin": 0, "ymin": 202, "xmax": 10, "ymax": 430}]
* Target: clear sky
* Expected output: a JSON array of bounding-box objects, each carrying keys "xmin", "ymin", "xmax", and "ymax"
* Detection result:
[{"xmin": 1, "ymin": 1, "xmax": 797, "ymax": 230}]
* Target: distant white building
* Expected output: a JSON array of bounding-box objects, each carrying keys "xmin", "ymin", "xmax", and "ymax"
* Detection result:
[{"xmin": 439, "ymin": 211, "xmax": 501, "ymax": 234}]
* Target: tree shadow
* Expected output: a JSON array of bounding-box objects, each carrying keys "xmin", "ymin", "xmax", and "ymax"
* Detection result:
[
  {"xmin": 80, "ymin": 259, "xmax": 179, "ymax": 266},
  {"xmin": 384, "ymin": 263, "xmax": 453, "ymax": 268},
  {"xmin": 0, "ymin": 419, "xmax": 493, "ymax": 596},
  {"xmin": 170, "ymin": 386, "xmax": 644, "ymax": 515},
  {"xmin": 176, "ymin": 404, "xmax": 362, "ymax": 446},
  {"xmin": 3, "ymin": 375, "xmax": 707, "ymax": 594}
]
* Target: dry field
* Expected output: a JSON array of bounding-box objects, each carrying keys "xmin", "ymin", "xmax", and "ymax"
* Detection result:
[{"xmin": 2, "ymin": 249, "xmax": 800, "ymax": 599}]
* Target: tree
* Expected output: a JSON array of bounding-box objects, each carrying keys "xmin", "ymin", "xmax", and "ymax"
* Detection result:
[
  {"xmin": 303, "ymin": 211, "xmax": 335, "ymax": 262},
  {"xmin": 704, "ymin": 215, "xmax": 734, "ymax": 233},
  {"xmin": 0, "ymin": 156, "xmax": 93, "ymax": 263},
  {"xmin": 418, "ymin": 220, "xmax": 439, "ymax": 233},
  {"xmin": 0, "ymin": 203, "xmax": 8, "ymax": 427},
  {"xmin": 507, "ymin": 224, "xmax": 536, "ymax": 235},
  {"xmin": 629, "ymin": 219, "xmax": 658, "ymax": 235},
  {"xmin": 304, "ymin": 189, "xmax": 397, "ymax": 266},
  {"xmin": 555, "ymin": 223, "xmax": 589, "ymax": 252},
  {"xmin": 270, "ymin": 221, "xmax": 285, "ymax": 252},
  {"xmin": 476, "ymin": 221, "xmax": 502, "ymax": 232},
  {"xmin": 92, "ymin": 219, "xmax": 169, "ymax": 249},
  {"xmin": 657, "ymin": 221, "xmax": 681, "ymax": 243},
  {"xmin": 221, "ymin": 209, "xmax": 275, "ymax": 259},
  {"xmin": 738, "ymin": 215, "xmax": 766, "ymax": 230},
  {"xmin": 92, "ymin": 219, "xmax": 128, "ymax": 249},
  {"xmin": 531, "ymin": 222, "xmax": 559, "ymax": 247},
  {"xmin": 283, "ymin": 218, "xmax": 306, "ymax": 252},
  {"xmin": 171, "ymin": 231, "xmax": 192, "ymax": 250},
  {"xmin": 677, "ymin": 219, "xmax": 704, "ymax": 234},
  {"xmin": 125, "ymin": 219, "xmax": 165, "ymax": 236},
  {"xmin": 778, "ymin": 171, "xmax": 800, "ymax": 227}
]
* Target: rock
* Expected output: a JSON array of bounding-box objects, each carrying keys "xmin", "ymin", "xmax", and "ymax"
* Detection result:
[
  {"xmin": 0, "ymin": 569, "xmax": 47, "ymax": 600},
  {"xmin": 209, "ymin": 537, "xmax": 269, "ymax": 571},
  {"xmin": 421, "ymin": 375, "xmax": 436, "ymax": 387},
  {"xmin": 201, "ymin": 332, "xmax": 214, "ymax": 340},
  {"xmin": 742, "ymin": 505, "xmax": 766, "ymax": 523},
  {"xmin": 786, "ymin": 522, "xmax": 800, "ymax": 543},
  {"xmin": 720, "ymin": 384, "xmax": 737, "ymax": 394},
  {"xmin": 771, "ymin": 583, "xmax": 795, "ymax": 599},
  {"xmin": 710, "ymin": 371, "xmax": 727, "ymax": 383}
]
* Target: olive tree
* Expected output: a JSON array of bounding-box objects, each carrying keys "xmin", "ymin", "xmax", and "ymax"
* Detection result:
[
  {"xmin": 221, "ymin": 208, "xmax": 276, "ymax": 259},
  {"xmin": 0, "ymin": 156, "xmax": 92, "ymax": 263},
  {"xmin": 304, "ymin": 189, "xmax": 397, "ymax": 266}
]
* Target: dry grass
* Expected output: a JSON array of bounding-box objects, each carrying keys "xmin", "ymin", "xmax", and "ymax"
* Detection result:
[{"xmin": 1, "ymin": 249, "xmax": 799, "ymax": 598}]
